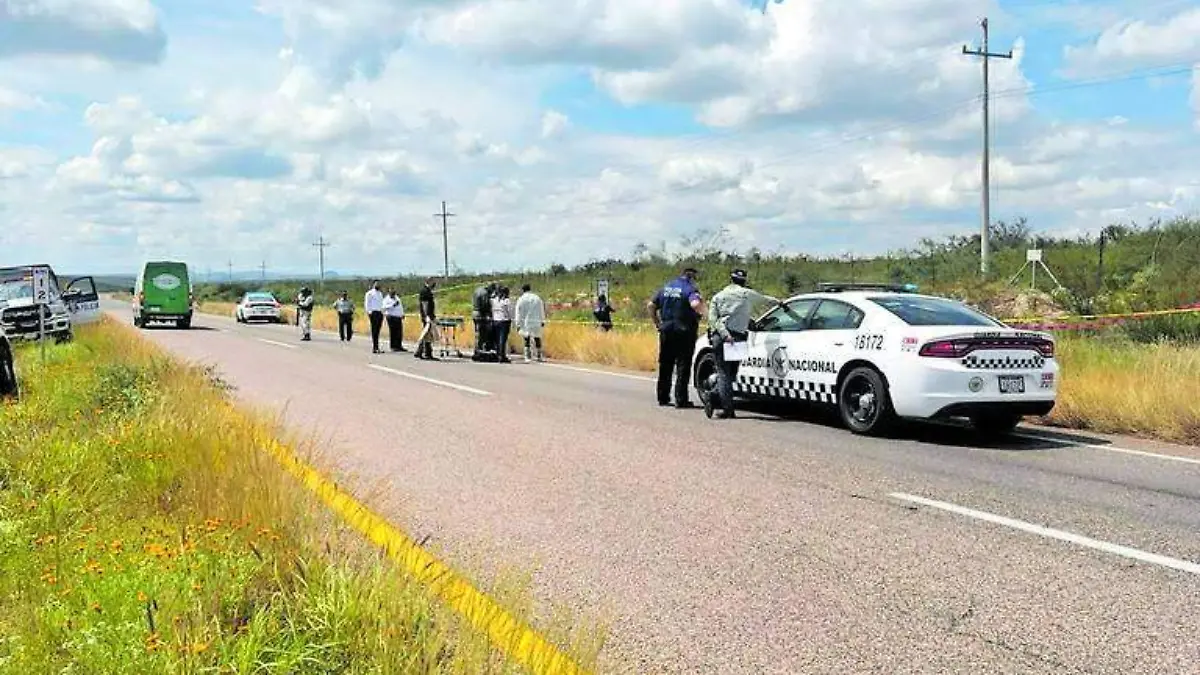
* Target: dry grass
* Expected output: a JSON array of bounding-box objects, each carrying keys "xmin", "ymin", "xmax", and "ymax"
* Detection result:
[
  {"xmin": 1043, "ymin": 336, "xmax": 1200, "ymax": 444},
  {"xmin": 0, "ymin": 318, "xmax": 606, "ymax": 673},
  {"xmin": 192, "ymin": 303, "xmax": 1200, "ymax": 445}
]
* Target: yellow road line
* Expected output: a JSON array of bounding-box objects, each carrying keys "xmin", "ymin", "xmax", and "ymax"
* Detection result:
[{"xmin": 257, "ymin": 433, "xmax": 590, "ymax": 675}]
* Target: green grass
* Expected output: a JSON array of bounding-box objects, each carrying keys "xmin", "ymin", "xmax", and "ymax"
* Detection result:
[{"xmin": 0, "ymin": 319, "xmax": 605, "ymax": 673}]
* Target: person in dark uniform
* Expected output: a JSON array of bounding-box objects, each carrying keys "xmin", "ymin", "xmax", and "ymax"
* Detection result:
[
  {"xmin": 647, "ymin": 267, "xmax": 705, "ymax": 408},
  {"xmin": 472, "ymin": 281, "xmax": 497, "ymax": 358},
  {"xmin": 593, "ymin": 294, "xmax": 615, "ymax": 331},
  {"xmin": 415, "ymin": 277, "xmax": 439, "ymax": 361}
]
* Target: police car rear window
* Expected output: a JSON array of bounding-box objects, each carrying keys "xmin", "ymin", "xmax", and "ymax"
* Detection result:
[{"xmin": 868, "ymin": 296, "xmax": 1001, "ymax": 327}]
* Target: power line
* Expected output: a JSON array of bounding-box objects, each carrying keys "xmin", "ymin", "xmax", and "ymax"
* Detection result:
[
  {"xmin": 434, "ymin": 201, "xmax": 455, "ymax": 280},
  {"xmin": 312, "ymin": 235, "xmax": 331, "ymax": 292},
  {"xmin": 963, "ymin": 17, "xmax": 1014, "ymax": 277}
]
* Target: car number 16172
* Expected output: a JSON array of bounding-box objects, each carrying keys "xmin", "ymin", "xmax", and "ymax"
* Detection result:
[{"xmin": 854, "ymin": 334, "xmax": 883, "ymax": 350}]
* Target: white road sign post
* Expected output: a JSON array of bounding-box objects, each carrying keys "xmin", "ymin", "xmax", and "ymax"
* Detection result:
[{"xmin": 32, "ymin": 266, "xmax": 49, "ymax": 361}]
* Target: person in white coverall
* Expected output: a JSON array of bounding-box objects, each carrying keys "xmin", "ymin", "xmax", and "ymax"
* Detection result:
[{"xmin": 513, "ymin": 283, "xmax": 546, "ymax": 362}]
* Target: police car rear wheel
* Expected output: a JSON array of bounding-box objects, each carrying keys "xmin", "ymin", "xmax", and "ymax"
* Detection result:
[
  {"xmin": 838, "ymin": 367, "xmax": 895, "ymax": 436},
  {"xmin": 693, "ymin": 351, "xmax": 717, "ymax": 405}
]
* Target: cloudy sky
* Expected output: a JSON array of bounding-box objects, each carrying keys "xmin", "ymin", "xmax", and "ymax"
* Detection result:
[{"xmin": 1, "ymin": 0, "xmax": 1198, "ymax": 277}]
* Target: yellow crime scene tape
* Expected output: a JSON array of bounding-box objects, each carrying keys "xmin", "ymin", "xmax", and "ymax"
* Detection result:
[
  {"xmin": 1002, "ymin": 305, "xmax": 1200, "ymax": 325},
  {"xmin": 256, "ymin": 433, "xmax": 591, "ymax": 675}
]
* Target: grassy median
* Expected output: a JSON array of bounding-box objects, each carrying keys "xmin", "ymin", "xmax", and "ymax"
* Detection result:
[{"xmin": 0, "ymin": 319, "xmax": 604, "ymax": 673}]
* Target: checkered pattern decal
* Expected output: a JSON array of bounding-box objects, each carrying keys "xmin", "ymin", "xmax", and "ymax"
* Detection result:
[
  {"xmin": 734, "ymin": 375, "xmax": 836, "ymax": 404},
  {"xmin": 962, "ymin": 354, "xmax": 1046, "ymax": 370}
]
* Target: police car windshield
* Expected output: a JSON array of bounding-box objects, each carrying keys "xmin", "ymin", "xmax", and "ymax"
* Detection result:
[
  {"xmin": 248, "ymin": 293, "xmax": 274, "ymax": 301},
  {"xmin": 868, "ymin": 296, "xmax": 1002, "ymax": 327}
]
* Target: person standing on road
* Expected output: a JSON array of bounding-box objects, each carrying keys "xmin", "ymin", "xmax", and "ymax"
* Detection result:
[
  {"xmin": 648, "ymin": 267, "xmax": 704, "ymax": 408},
  {"xmin": 705, "ymin": 269, "xmax": 780, "ymax": 419},
  {"xmin": 334, "ymin": 291, "xmax": 355, "ymax": 342},
  {"xmin": 383, "ymin": 290, "xmax": 406, "ymax": 352},
  {"xmin": 513, "ymin": 283, "xmax": 546, "ymax": 363},
  {"xmin": 415, "ymin": 277, "xmax": 440, "ymax": 361},
  {"xmin": 296, "ymin": 287, "xmax": 315, "ymax": 342},
  {"xmin": 365, "ymin": 280, "xmax": 385, "ymax": 355},
  {"xmin": 491, "ymin": 286, "xmax": 513, "ymax": 363},
  {"xmin": 472, "ymin": 281, "xmax": 497, "ymax": 358}
]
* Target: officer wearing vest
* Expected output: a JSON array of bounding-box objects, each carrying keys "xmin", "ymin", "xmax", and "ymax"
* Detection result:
[
  {"xmin": 706, "ymin": 268, "xmax": 780, "ymax": 419},
  {"xmin": 648, "ymin": 267, "xmax": 705, "ymax": 408}
]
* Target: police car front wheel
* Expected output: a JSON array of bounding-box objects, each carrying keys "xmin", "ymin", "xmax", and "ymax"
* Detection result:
[{"xmin": 837, "ymin": 366, "xmax": 896, "ymax": 436}]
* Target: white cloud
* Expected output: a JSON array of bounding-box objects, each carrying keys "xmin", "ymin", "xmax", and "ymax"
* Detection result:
[
  {"xmin": 6, "ymin": 0, "xmax": 1200, "ymax": 274},
  {"xmin": 1062, "ymin": 7, "xmax": 1200, "ymax": 77},
  {"xmin": 541, "ymin": 110, "xmax": 569, "ymax": 140},
  {"xmin": 0, "ymin": 0, "xmax": 166, "ymax": 64},
  {"xmin": 0, "ymin": 85, "xmax": 44, "ymax": 111}
]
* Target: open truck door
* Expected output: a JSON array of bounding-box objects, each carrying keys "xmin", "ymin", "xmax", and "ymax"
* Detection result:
[{"xmin": 64, "ymin": 276, "xmax": 101, "ymax": 325}]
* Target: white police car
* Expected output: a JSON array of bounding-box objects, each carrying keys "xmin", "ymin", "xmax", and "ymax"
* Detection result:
[{"xmin": 691, "ymin": 283, "xmax": 1058, "ymax": 437}]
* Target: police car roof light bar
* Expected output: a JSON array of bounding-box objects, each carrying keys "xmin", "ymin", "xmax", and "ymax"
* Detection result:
[{"xmin": 817, "ymin": 282, "xmax": 917, "ymax": 293}]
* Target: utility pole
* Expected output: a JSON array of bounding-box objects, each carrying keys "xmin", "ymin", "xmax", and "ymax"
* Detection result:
[
  {"xmin": 434, "ymin": 201, "xmax": 455, "ymax": 280},
  {"xmin": 227, "ymin": 259, "xmax": 233, "ymax": 282},
  {"xmin": 312, "ymin": 235, "xmax": 331, "ymax": 292},
  {"xmin": 260, "ymin": 260, "xmax": 267, "ymax": 284},
  {"xmin": 963, "ymin": 17, "xmax": 1012, "ymax": 277}
]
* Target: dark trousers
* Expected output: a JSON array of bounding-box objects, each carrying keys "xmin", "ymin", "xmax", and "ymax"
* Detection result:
[
  {"xmin": 387, "ymin": 315, "xmax": 404, "ymax": 351},
  {"xmin": 369, "ymin": 311, "xmax": 384, "ymax": 351},
  {"xmin": 657, "ymin": 329, "xmax": 697, "ymax": 405},
  {"xmin": 338, "ymin": 313, "xmax": 353, "ymax": 341},
  {"xmin": 492, "ymin": 321, "xmax": 511, "ymax": 360},
  {"xmin": 474, "ymin": 318, "xmax": 493, "ymax": 352},
  {"xmin": 713, "ymin": 338, "xmax": 743, "ymax": 415}
]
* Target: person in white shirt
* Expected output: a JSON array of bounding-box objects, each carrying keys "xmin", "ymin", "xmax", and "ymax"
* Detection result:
[
  {"xmin": 490, "ymin": 286, "xmax": 513, "ymax": 363},
  {"xmin": 513, "ymin": 283, "xmax": 546, "ymax": 362},
  {"xmin": 383, "ymin": 290, "xmax": 406, "ymax": 352},
  {"xmin": 364, "ymin": 280, "xmax": 385, "ymax": 354}
]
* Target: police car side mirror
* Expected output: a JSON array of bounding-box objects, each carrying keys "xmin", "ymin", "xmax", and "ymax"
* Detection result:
[{"xmin": 748, "ymin": 318, "xmax": 760, "ymax": 332}]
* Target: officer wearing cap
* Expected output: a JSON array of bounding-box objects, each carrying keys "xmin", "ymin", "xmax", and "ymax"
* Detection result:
[
  {"xmin": 648, "ymin": 267, "xmax": 705, "ymax": 408},
  {"xmin": 705, "ymin": 268, "xmax": 780, "ymax": 419}
]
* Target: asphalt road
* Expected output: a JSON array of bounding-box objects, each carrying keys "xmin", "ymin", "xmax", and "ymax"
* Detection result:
[{"xmin": 103, "ymin": 301, "xmax": 1200, "ymax": 674}]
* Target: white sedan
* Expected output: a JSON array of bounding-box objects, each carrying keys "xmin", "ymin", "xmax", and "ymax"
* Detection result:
[
  {"xmin": 234, "ymin": 292, "xmax": 284, "ymax": 323},
  {"xmin": 691, "ymin": 283, "xmax": 1058, "ymax": 437}
]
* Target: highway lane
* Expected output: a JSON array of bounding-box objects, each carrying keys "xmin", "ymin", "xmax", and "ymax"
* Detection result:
[{"xmin": 104, "ymin": 302, "xmax": 1200, "ymax": 674}]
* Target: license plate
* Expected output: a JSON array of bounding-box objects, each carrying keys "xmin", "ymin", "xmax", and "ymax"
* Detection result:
[{"xmin": 998, "ymin": 375, "xmax": 1025, "ymax": 394}]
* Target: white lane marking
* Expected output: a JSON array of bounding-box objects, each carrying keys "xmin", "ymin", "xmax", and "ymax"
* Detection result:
[
  {"xmin": 1015, "ymin": 432, "xmax": 1200, "ymax": 467},
  {"xmin": 257, "ymin": 338, "xmax": 297, "ymax": 350},
  {"xmin": 367, "ymin": 364, "xmax": 492, "ymax": 397},
  {"xmin": 890, "ymin": 492, "xmax": 1200, "ymax": 576},
  {"xmin": 540, "ymin": 362, "xmax": 655, "ymax": 382}
]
